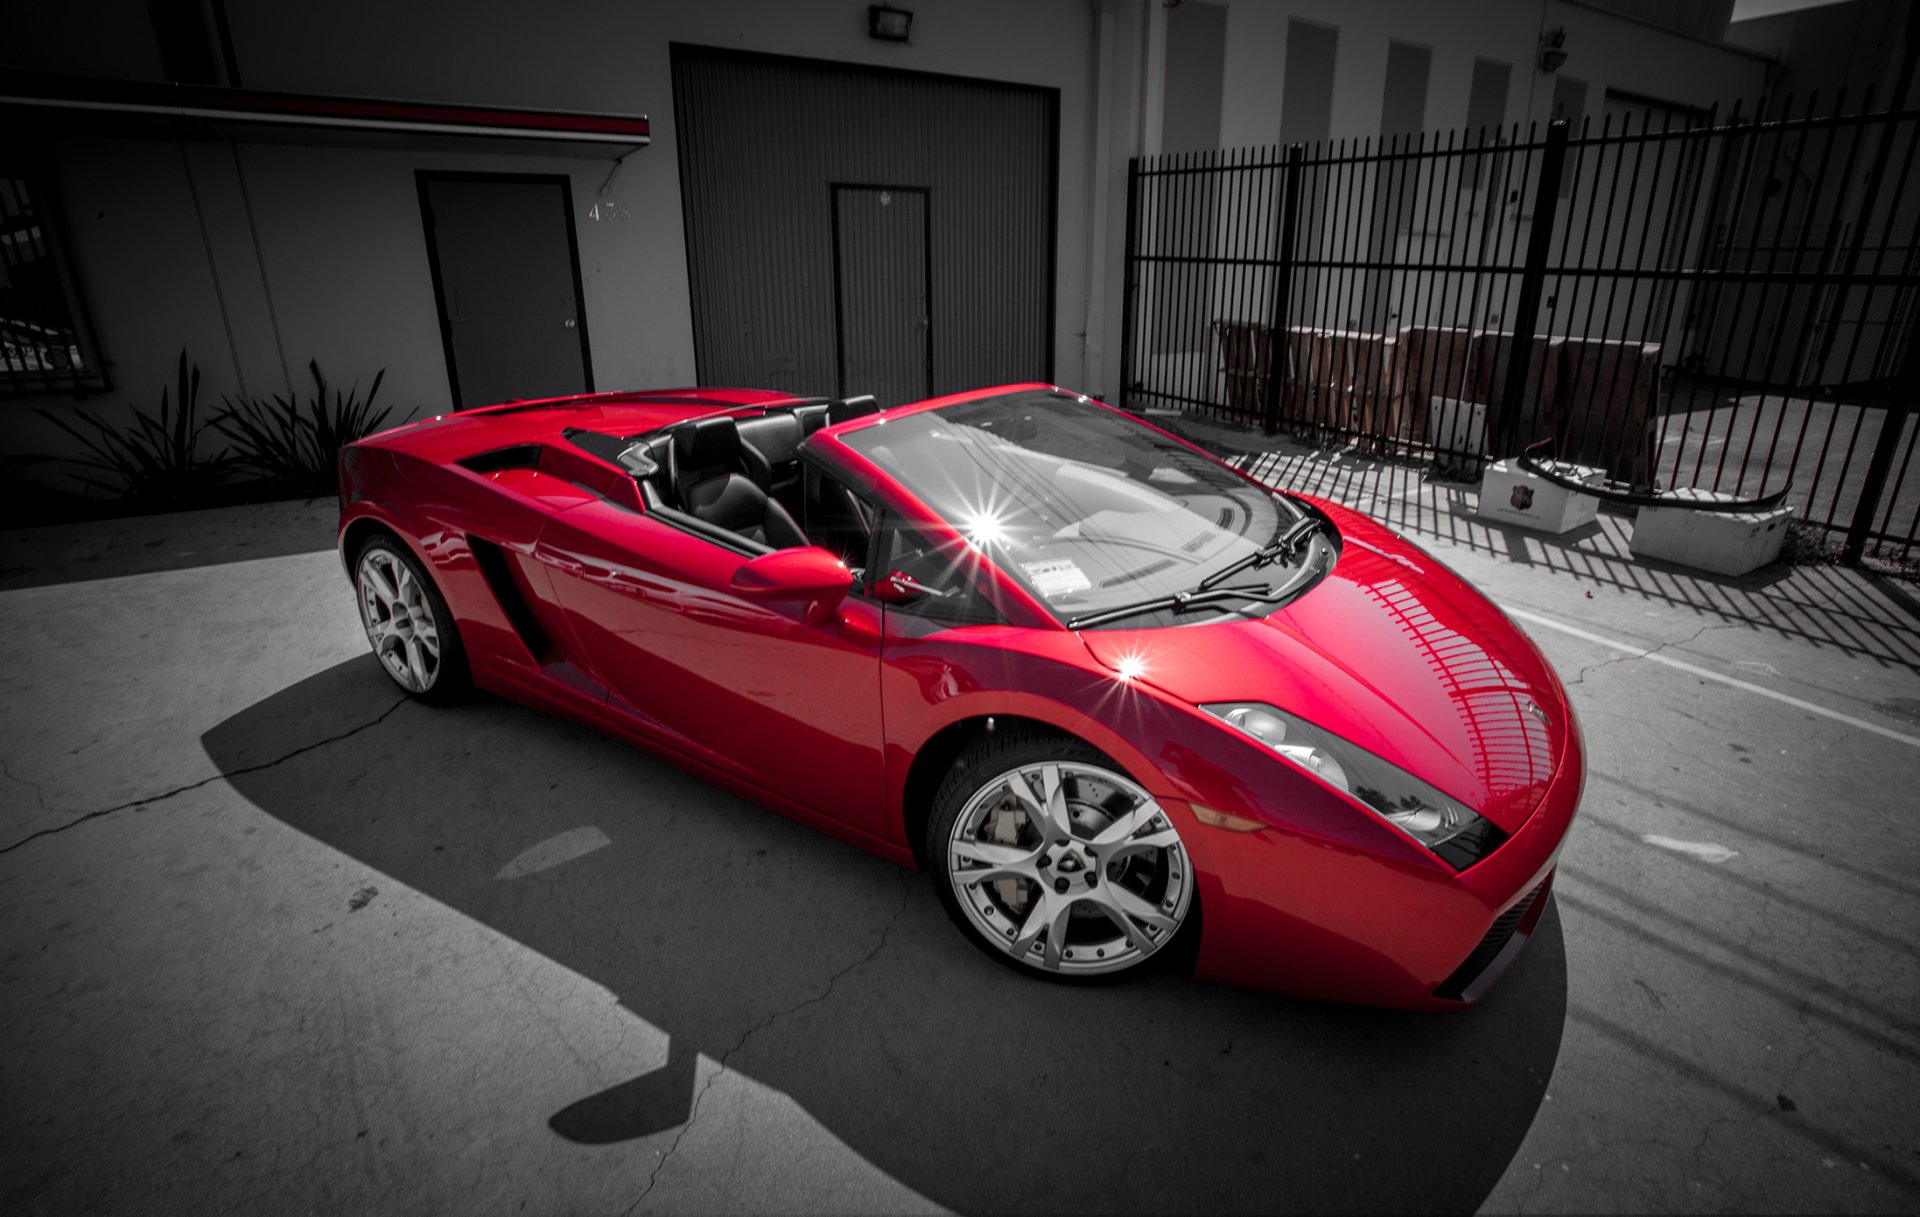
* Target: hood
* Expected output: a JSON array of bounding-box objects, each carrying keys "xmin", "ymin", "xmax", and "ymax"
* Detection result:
[{"xmin": 1080, "ymin": 507, "xmax": 1567, "ymax": 833}]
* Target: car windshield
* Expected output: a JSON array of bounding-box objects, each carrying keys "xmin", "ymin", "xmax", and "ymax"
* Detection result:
[{"xmin": 839, "ymin": 390, "xmax": 1297, "ymax": 622}]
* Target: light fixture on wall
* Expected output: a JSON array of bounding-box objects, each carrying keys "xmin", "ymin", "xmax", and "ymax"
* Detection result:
[
  {"xmin": 868, "ymin": 4, "xmax": 912, "ymax": 42},
  {"xmin": 1538, "ymin": 28, "xmax": 1568, "ymax": 73}
]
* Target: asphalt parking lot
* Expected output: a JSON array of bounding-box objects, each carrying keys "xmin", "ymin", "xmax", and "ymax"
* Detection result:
[{"xmin": 3, "ymin": 454, "xmax": 1918, "ymax": 1215}]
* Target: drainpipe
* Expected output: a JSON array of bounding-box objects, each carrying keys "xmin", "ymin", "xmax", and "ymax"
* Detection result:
[{"xmin": 1082, "ymin": 0, "xmax": 1117, "ymax": 397}]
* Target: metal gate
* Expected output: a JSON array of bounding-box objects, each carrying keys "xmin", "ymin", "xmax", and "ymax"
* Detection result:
[{"xmin": 1120, "ymin": 95, "xmax": 1920, "ymax": 565}]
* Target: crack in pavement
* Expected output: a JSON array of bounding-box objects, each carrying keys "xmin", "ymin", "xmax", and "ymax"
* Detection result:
[
  {"xmin": 1512, "ymin": 1129, "xmax": 1710, "ymax": 1216},
  {"xmin": 623, "ymin": 870, "xmax": 915, "ymax": 1216},
  {"xmin": 1563, "ymin": 621, "xmax": 1735, "ymax": 687},
  {"xmin": 1513, "ymin": 1095, "xmax": 1804, "ymax": 1216},
  {"xmin": 0, "ymin": 756, "xmax": 53, "ymax": 815},
  {"xmin": 0, "ymin": 697, "xmax": 409, "ymax": 856}
]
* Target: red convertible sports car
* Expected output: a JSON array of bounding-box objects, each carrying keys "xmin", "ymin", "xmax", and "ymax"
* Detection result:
[{"xmin": 338, "ymin": 383, "xmax": 1581, "ymax": 1009}]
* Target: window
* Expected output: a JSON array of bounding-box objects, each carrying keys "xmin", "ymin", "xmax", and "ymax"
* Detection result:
[
  {"xmin": 801, "ymin": 462, "xmax": 878, "ymax": 576},
  {"xmin": 1161, "ymin": 0, "xmax": 1225, "ymax": 154},
  {"xmin": 1464, "ymin": 58, "xmax": 1512, "ymax": 192},
  {"xmin": 839, "ymin": 390, "xmax": 1285, "ymax": 625},
  {"xmin": 0, "ymin": 170, "xmax": 106, "ymax": 395},
  {"xmin": 1279, "ymin": 20, "xmax": 1337, "ymax": 147},
  {"xmin": 873, "ymin": 515, "xmax": 1004, "ymax": 625},
  {"xmin": 800, "ymin": 459, "xmax": 1001, "ymax": 623},
  {"xmin": 1148, "ymin": 0, "xmax": 1227, "ymax": 357},
  {"xmin": 1379, "ymin": 40, "xmax": 1431, "ymax": 138}
]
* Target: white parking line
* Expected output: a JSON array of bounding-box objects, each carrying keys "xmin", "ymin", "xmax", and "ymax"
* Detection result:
[
  {"xmin": 494, "ymin": 826, "xmax": 612, "ymax": 879},
  {"xmin": 1501, "ymin": 605, "xmax": 1920, "ymax": 751},
  {"xmin": 1640, "ymin": 835, "xmax": 1739, "ymax": 863}
]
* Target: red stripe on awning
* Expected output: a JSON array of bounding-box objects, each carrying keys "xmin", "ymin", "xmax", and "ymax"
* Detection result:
[{"xmin": 2, "ymin": 70, "xmax": 649, "ymax": 145}]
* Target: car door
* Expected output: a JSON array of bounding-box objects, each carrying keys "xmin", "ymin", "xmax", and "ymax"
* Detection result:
[{"xmin": 531, "ymin": 494, "xmax": 889, "ymax": 841}]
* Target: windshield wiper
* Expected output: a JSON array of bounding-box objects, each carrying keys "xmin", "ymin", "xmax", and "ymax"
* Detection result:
[
  {"xmin": 1065, "ymin": 545, "xmax": 1329, "ymax": 630},
  {"xmin": 1196, "ymin": 514, "xmax": 1324, "ymax": 593}
]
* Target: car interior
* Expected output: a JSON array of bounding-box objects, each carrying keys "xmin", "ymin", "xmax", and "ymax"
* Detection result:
[
  {"xmin": 666, "ymin": 415, "xmax": 809, "ymax": 549},
  {"xmin": 563, "ymin": 395, "xmax": 886, "ymax": 566},
  {"xmin": 537, "ymin": 395, "xmax": 1002, "ymax": 621}
]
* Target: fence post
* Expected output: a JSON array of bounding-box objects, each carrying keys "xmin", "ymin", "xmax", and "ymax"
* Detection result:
[
  {"xmin": 1841, "ymin": 307, "xmax": 1920, "ymax": 564},
  {"xmin": 1118, "ymin": 157, "xmax": 1141, "ymax": 412},
  {"xmin": 1496, "ymin": 120, "xmax": 1569, "ymax": 458},
  {"xmin": 1260, "ymin": 144, "xmax": 1305, "ymax": 436},
  {"xmin": 1810, "ymin": 17, "xmax": 1917, "ymax": 379}
]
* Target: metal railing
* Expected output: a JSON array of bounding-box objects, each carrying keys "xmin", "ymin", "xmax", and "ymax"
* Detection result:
[{"xmin": 1120, "ymin": 95, "xmax": 1920, "ymax": 565}]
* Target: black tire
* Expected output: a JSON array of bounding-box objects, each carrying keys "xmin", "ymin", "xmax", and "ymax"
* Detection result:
[
  {"xmin": 351, "ymin": 532, "xmax": 470, "ymax": 704},
  {"xmin": 927, "ymin": 724, "xmax": 1200, "ymax": 984}
]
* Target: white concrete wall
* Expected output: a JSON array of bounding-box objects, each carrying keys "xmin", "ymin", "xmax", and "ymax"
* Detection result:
[
  {"xmin": 7, "ymin": 137, "xmax": 654, "ymax": 491},
  {"xmin": 7, "ymin": 0, "xmax": 1103, "ymax": 496},
  {"xmin": 1544, "ymin": 0, "xmax": 1773, "ymax": 118},
  {"xmin": 6, "ymin": 0, "xmax": 1789, "ymax": 496},
  {"xmin": 1117, "ymin": 0, "xmax": 1775, "ymax": 408},
  {"xmin": 1219, "ymin": 1, "xmax": 1541, "ymax": 147},
  {"xmin": 1214, "ymin": 0, "xmax": 1770, "ymax": 147}
]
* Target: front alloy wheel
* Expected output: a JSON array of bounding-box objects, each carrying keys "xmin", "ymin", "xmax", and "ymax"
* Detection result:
[
  {"xmin": 354, "ymin": 539, "xmax": 464, "ymax": 700},
  {"xmin": 941, "ymin": 750, "xmax": 1194, "ymax": 978}
]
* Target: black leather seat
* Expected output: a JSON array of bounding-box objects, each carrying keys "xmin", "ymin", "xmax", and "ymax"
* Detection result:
[
  {"xmin": 828, "ymin": 395, "xmax": 880, "ymax": 424},
  {"xmin": 735, "ymin": 412, "xmax": 807, "ymax": 501},
  {"xmin": 670, "ymin": 417, "xmax": 807, "ymax": 549},
  {"xmin": 793, "ymin": 403, "xmax": 830, "ymax": 434}
]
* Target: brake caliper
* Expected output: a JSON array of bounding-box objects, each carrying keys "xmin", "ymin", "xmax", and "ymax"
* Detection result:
[{"xmin": 989, "ymin": 800, "xmax": 1029, "ymax": 915}]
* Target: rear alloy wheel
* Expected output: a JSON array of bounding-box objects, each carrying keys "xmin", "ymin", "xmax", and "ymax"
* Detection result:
[
  {"xmin": 354, "ymin": 537, "xmax": 467, "ymax": 702},
  {"xmin": 932, "ymin": 732, "xmax": 1195, "ymax": 980}
]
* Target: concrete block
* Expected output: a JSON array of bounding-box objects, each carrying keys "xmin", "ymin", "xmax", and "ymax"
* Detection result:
[
  {"xmin": 1629, "ymin": 489, "xmax": 1793, "ymax": 576},
  {"xmin": 1476, "ymin": 459, "xmax": 1604, "ymax": 534}
]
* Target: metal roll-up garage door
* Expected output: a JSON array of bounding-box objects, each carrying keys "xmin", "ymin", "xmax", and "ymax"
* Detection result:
[{"xmin": 671, "ymin": 45, "xmax": 1058, "ymax": 406}]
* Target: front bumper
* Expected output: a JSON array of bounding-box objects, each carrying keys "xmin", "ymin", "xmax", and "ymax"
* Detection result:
[{"xmin": 1179, "ymin": 710, "xmax": 1583, "ymax": 1010}]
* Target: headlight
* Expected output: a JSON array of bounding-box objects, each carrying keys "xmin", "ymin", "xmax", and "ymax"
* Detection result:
[{"xmin": 1201, "ymin": 702, "xmax": 1508, "ymax": 871}]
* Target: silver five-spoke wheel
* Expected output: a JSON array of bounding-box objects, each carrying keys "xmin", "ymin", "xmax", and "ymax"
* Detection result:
[
  {"xmin": 357, "ymin": 544, "xmax": 443, "ymax": 694},
  {"xmin": 946, "ymin": 759, "xmax": 1193, "ymax": 976}
]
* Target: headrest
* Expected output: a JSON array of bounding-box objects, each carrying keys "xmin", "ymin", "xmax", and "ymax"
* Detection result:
[
  {"xmin": 828, "ymin": 395, "xmax": 880, "ymax": 424},
  {"xmin": 673, "ymin": 416, "xmax": 741, "ymax": 473},
  {"xmin": 738, "ymin": 411, "xmax": 804, "ymax": 461},
  {"xmin": 794, "ymin": 403, "xmax": 830, "ymax": 434}
]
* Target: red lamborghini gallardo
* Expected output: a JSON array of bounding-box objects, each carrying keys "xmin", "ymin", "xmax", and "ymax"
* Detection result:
[{"xmin": 338, "ymin": 384, "xmax": 1581, "ymax": 1008}]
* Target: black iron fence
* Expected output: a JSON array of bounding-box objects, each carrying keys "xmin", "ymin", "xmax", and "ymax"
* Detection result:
[{"xmin": 1120, "ymin": 94, "xmax": 1920, "ymax": 565}]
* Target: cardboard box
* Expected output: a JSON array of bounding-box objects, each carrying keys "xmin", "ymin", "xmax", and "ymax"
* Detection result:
[{"xmin": 1477, "ymin": 458, "xmax": 1604, "ymax": 534}]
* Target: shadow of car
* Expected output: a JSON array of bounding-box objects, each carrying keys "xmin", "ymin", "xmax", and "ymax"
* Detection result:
[{"xmin": 203, "ymin": 659, "xmax": 1568, "ymax": 1214}]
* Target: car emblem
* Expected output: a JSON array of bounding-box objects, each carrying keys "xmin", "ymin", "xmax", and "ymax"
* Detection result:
[
  {"xmin": 1511, "ymin": 485, "xmax": 1535, "ymax": 510},
  {"xmin": 1527, "ymin": 700, "xmax": 1549, "ymax": 726}
]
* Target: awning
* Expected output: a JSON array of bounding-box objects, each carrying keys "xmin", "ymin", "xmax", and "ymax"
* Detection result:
[{"xmin": 1, "ymin": 70, "xmax": 649, "ymax": 158}]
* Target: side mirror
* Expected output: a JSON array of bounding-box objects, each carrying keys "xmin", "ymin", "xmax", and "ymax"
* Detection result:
[{"xmin": 730, "ymin": 547, "xmax": 855, "ymax": 622}]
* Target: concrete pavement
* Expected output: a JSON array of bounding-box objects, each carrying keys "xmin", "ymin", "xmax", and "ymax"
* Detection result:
[{"xmin": 1, "ymin": 469, "xmax": 1917, "ymax": 1214}]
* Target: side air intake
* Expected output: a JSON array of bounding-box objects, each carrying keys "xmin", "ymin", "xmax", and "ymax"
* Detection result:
[
  {"xmin": 459, "ymin": 444, "xmax": 542, "ymax": 473},
  {"xmin": 467, "ymin": 536, "xmax": 552, "ymax": 662}
]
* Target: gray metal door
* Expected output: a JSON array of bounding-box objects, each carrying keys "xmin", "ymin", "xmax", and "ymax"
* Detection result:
[
  {"xmin": 833, "ymin": 185, "xmax": 930, "ymax": 406},
  {"xmin": 419, "ymin": 173, "xmax": 592, "ymax": 409}
]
